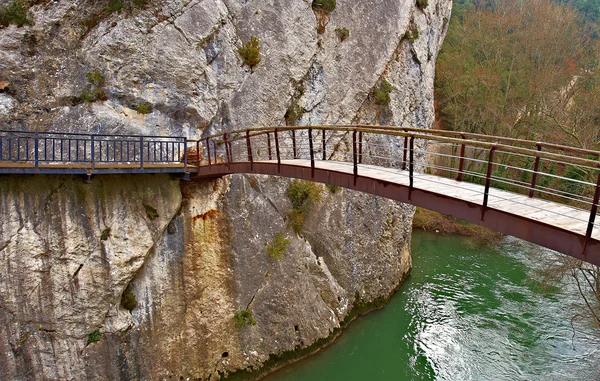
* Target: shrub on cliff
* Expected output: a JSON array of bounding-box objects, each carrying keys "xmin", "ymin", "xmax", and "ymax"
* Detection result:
[
  {"xmin": 80, "ymin": 71, "xmax": 107, "ymax": 103},
  {"xmin": 266, "ymin": 232, "xmax": 290, "ymax": 260},
  {"xmin": 86, "ymin": 330, "xmax": 102, "ymax": 345},
  {"xmin": 286, "ymin": 180, "xmax": 322, "ymax": 234},
  {"xmin": 237, "ymin": 36, "xmax": 261, "ymax": 71},
  {"xmin": 373, "ymin": 80, "xmax": 396, "ymax": 106},
  {"xmin": 0, "ymin": 1, "xmax": 31, "ymax": 28},
  {"xmin": 312, "ymin": 0, "xmax": 336, "ymax": 13},
  {"xmin": 234, "ymin": 309, "xmax": 256, "ymax": 328}
]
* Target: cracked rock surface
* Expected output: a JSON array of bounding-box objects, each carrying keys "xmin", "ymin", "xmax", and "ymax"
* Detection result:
[{"xmin": 0, "ymin": 0, "xmax": 451, "ymax": 379}]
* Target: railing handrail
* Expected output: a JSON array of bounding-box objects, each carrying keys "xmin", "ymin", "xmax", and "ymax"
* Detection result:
[
  {"xmin": 194, "ymin": 126, "xmax": 600, "ymax": 169},
  {"xmin": 0, "ymin": 129, "xmax": 186, "ymax": 140}
]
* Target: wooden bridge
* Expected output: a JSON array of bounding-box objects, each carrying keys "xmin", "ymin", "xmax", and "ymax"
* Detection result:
[{"xmin": 1, "ymin": 126, "xmax": 599, "ymax": 266}]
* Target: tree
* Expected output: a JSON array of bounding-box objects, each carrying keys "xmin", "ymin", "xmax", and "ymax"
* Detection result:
[{"xmin": 436, "ymin": 0, "xmax": 599, "ymax": 148}]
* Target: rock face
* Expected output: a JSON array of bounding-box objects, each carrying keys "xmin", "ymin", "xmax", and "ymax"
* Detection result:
[{"xmin": 0, "ymin": 0, "xmax": 451, "ymax": 379}]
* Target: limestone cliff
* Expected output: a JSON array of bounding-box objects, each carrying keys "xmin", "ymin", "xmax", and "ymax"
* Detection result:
[{"xmin": 0, "ymin": 0, "xmax": 451, "ymax": 379}]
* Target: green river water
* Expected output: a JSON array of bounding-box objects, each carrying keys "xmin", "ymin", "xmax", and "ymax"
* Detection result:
[{"xmin": 264, "ymin": 231, "xmax": 600, "ymax": 381}]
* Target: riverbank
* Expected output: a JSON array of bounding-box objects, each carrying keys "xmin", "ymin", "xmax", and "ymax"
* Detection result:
[{"xmin": 412, "ymin": 207, "xmax": 503, "ymax": 246}]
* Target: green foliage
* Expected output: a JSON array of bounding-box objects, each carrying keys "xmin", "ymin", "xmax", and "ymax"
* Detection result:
[
  {"xmin": 373, "ymin": 80, "xmax": 396, "ymax": 106},
  {"xmin": 326, "ymin": 183, "xmax": 341, "ymax": 193},
  {"xmin": 80, "ymin": 88, "xmax": 102, "ymax": 103},
  {"xmin": 81, "ymin": 71, "xmax": 106, "ymax": 103},
  {"xmin": 121, "ymin": 284, "xmax": 137, "ymax": 311},
  {"xmin": 404, "ymin": 28, "xmax": 419, "ymax": 43},
  {"xmin": 86, "ymin": 71, "xmax": 105, "ymax": 87},
  {"xmin": 286, "ymin": 179, "xmax": 322, "ymax": 209},
  {"xmin": 234, "ymin": 309, "xmax": 256, "ymax": 328},
  {"xmin": 416, "ymin": 0, "xmax": 428, "ymax": 8},
  {"xmin": 237, "ymin": 36, "xmax": 261, "ymax": 70},
  {"xmin": 106, "ymin": 0, "xmax": 124, "ymax": 13},
  {"xmin": 136, "ymin": 101, "xmax": 152, "ymax": 114},
  {"xmin": 286, "ymin": 208, "xmax": 305, "ymax": 235},
  {"xmin": 312, "ymin": 0, "xmax": 336, "ymax": 13},
  {"xmin": 0, "ymin": 1, "xmax": 31, "ymax": 28},
  {"xmin": 335, "ymin": 27, "xmax": 350, "ymax": 41},
  {"xmin": 100, "ymin": 228, "xmax": 111, "ymax": 241},
  {"xmin": 562, "ymin": 165, "xmax": 587, "ymax": 195},
  {"xmin": 143, "ymin": 204, "xmax": 159, "ymax": 220},
  {"xmin": 86, "ymin": 330, "xmax": 102, "ymax": 345},
  {"xmin": 285, "ymin": 102, "xmax": 304, "ymax": 124},
  {"xmin": 265, "ymin": 232, "xmax": 290, "ymax": 260},
  {"xmin": 132, "ymin": 0, "xmax": 149, "ymax": 7},
  {"xmin": 286, "ymin": 180, "xmax": 322, "ymax": 234}
]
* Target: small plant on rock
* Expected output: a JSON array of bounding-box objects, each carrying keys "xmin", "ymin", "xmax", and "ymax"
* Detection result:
[
  {"xmin": 0, "ymin": 1, "xmax": 31, "ymax": 28},
  {"xmin": 404, "ymin": 28, "xmax": 419, "ymax": 44},
  {"xmin": 136, "ymin": 101, "xmax": 152, "ymax": 114},
  {"xmin": 266, "ymin": 232, "xmax": 290, "ymax": 260},
  {"xmin": 106, "ymin": 0, "xmax": 124, "ymax": 13},
  {"xmin": 326, "ymin": 183, "xmax": 341, "ymax": 193},
  {"xmin": 416, "ymin": 0, "xmax": 428, "ymax": 9},
  {"xmin": 312, "ymin": 0, "xmax": 336, "ymax": 34},
  {"xmin": 86, "ymin": 330, "xmax": 102, "ymax": 345},
  {"xmin": 286, "ymin": 180, "xmax": 322, "ymax": 234},
  {"xmin": 80, "ymin": 71, "xmax": 107, "ymax": 103},
  {"xmin": 284, "ymin": 102, "xmax": 304, "ymax": 125},
  {"xmin": 335, "ymin": 27, "xmax": 349, "ymax": 41},
  {"xmin": 234, "ymin": 309, "xmax": 256, "ymax": 328},
  {"xmin": 237, "ymin": 36, "xmax": 261, "ymax": 71},
  {"xmin": 373, "ymin": 79, "xmax": 396, "ymax": 106},
  {"xmin": 312, "ymin": 0, "xmax": 336, "ymax": 13}
]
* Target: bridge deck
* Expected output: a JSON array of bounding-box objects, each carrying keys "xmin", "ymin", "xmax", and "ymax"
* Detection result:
[{"xmin": 281, "ymin": 159, "xmax": 597, "ymax": 241}]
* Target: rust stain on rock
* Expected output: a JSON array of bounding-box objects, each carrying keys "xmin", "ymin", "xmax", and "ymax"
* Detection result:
[{"xmin": 192, "ymin": 209, "xmax": 219, "ymax": 223}]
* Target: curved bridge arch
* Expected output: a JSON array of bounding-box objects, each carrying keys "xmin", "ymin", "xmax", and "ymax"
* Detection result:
[{"xmin": 192, "ymin": 126, "xmax": 600, "ymax": 266}]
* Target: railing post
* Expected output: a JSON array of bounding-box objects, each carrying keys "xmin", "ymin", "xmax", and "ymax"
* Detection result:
[
  {"xmin": 206, "ymin": 139, "xmax": 211, "ymax": 169},
  {"xmin": 267, "ymin": 133, "xmax": 272, "ymax": 160},
  {"xmin": 183, "ymin": 137, "xmax": 188, "ymax": 173},
  {"xmin": 138, "ymin": 136, "xmax": 143, "ymax": 169},
  {"xmin": 402, "ymin": 129, "xmax": 408, "ymax": 170},
  {"xmin": 353, "ymin": 129, "xmax": 358, "ymax": 185},
  {"xmin": 456, "ymin": 133, "xmax": 466, "ymax": 181},
  {"xmin": 275, "ymin": 128, "xmax": 281, "ymax": 172},
  {"xmin": 409, "ymin": 134, "xmax": 415, "ymax": 200},
  {"xmin": 358, "ymin": 131, "xmax": 363, "ymax": 164},
  {"xmin": 582, "ymin": 171, "xmax": 600, "ymax": 256},
  {"xmin": 34, "ymin": 132, "xmax": 39, "ymax": 174},
  {"xmin": 322, "ymin": 129, "xmax": 326, "ymax": 160},
  {"xmin": 92, "ymin": 135, "xmax": 96, "ymax": 170},
  {"xmin": 309, "ymin": 128, "xmax": 314, "ymax": 177},
  {"xmin": 528, "ymin": 143, "xmax": 542, "ymax": 198},
  {"xmin": 292, "ymin": 130, "xmax": 297, "ymax": 159},
  {"xmin": 481, "ymin": 144, "xmax": 497, "ymax": 221},
  {"xmin": 224, "ymin": 133, "xmax": 230, "ymax": 169},
  {"xmin": 196, "ymin": 140, "xmax": 200, "ymax": 168},
  {"xmin": 246, "ymin": 129, "xmax": 253, "ymax": 170}
]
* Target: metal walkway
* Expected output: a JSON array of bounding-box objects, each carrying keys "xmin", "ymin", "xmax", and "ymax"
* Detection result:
[{"xmin": 1, "ymin": 126, "xmax": 600, "ymax": 265}]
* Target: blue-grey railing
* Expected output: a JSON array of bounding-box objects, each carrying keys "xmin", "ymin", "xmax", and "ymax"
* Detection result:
[{"xmin": 0, "ymin": 130, "xmax": 188, "ymax": 170}]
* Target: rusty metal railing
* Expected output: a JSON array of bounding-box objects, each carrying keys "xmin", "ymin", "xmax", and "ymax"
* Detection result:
[{"xmin": 190, "ymin": 125, "xmax": 600, "ymax": 254}]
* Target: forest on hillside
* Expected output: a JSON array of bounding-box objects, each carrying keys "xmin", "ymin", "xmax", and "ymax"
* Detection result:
[
  {"xmin": 435, "ymin": 0, "xmax": 600, "ymax": 325},
  {"xmin": 436, "ymin": 0, "xmax": 600, "ymax": 150}
]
